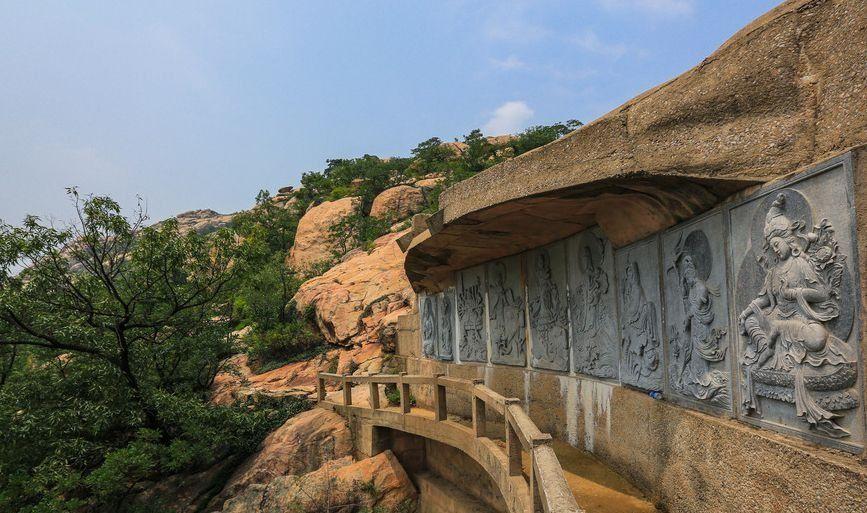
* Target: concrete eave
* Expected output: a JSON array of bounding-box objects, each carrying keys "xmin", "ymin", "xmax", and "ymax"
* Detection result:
[{"xmin": 403, "ymin": 0, "xmax": 867, "ymax": 292}]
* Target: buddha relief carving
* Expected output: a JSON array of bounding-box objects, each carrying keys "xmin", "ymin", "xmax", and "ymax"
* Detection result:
[
  {"xmin": 738, "ymin": 191, "xmax": 857, "ymax": 438},
  {"xmin": 421, "ymin": 294, "xmax": 436, "ymax": 358},
  {"xmin": 458, "ymin": 269, "xmax": 487, "ymax": 362},
  {"xmin": 664, "ymin": 222, "xmax": 731, "ymax": 409},
  {"xmin": 528, "ymin": 244, "xmax": 569, "ymax": 371},
  {"xmin": 437, "ymin": 290, "xmax": 454, "ymax": 361},
  {"xmin": 487, "ymin": 257, "xmax": 526, "ymax": 366},
  {"xmin": 569, "ymin": 228, "xmax": 618, "ymax": 379},
  {"xmin": 616, "ymin": 238, "xmax": 664, "ymax": 391}
]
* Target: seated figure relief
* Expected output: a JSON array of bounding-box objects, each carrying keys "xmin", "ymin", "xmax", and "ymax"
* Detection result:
[{"xmin": 739, "ymin": 192, "xmax": 856, "ymax": 438}]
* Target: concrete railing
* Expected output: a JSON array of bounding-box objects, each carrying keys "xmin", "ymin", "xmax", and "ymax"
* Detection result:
[{"xmin": 318, "ymin": 372, "xmax": 582, "ymax": 513}]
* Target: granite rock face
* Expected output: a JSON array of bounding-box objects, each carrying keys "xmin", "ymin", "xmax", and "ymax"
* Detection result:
[
  {"xmin": 210, "ymin": 344, "xmax": 384, "ymax": 405},
  {"xmin": 289, "ymin": 196, "xmax": 361, "ymax": 269},
  {"xmin": 370, "ymin": 184, "xmax": 425, "ymax": 220},
  {"xmin": 293, "ymin": 231, "xmax": 414, "ymax": 347},
  {"xmin": 211, "ymin": 408, "xmax": 354, "ymax": 510},
  {"xmin": 220, "ymin": 451, "xmax": 416, "ymax": 513}
]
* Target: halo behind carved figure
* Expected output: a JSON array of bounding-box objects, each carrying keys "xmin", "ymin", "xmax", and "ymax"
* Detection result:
[
  {"xmin": 678, "ymin": 230, "xmax": 712, "ymax": 282},
  {"xmin": 735, "ymin": 188, "xmax": 854, "ymax": 342}
]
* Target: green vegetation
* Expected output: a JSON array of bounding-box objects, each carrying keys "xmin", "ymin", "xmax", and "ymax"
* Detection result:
[
  {"xmin": 0, "ymin": 189, "xmax": 308, "ymax": 512},
  {"xmin": 0, "ymin": 121, "xmax": 580, "ymax": 512}
]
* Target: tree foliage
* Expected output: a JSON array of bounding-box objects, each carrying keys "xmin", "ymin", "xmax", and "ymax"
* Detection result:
[{"xmin": 0, "ymin": 190, "xmax": 305, "ymax": 512}]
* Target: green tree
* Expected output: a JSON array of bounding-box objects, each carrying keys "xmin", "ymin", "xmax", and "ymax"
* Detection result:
[
  {"xmin": 0, "ymin": 190, "xmax": 300, "ymax": 512},
  {"xmin": 509, "ymin": 119, "xmax": 583, "ymax": 156}
]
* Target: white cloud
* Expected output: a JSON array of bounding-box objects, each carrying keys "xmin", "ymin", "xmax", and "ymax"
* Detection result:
[
  {"xmin": 597, "ymin": 0, "xmax": 694, "ymax": 17},
  {"xmin": 483, "ymin": 101, "xmax": 534, "ymax": 135},
  {"xmin": 490, "ymin": 55, "xmax": 527, "ymax": 71},
  {"xmin": 568, "ymin": 30, "xmax": 627, "ymax": 58},
  {"xmin": 482, "ymin": 5, "xmax": 550, "ymax": 42}
]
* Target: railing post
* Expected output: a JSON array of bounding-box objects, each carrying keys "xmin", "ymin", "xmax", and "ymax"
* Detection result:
[
  {"xmin": 368, "ymin": 379, "xmax": 380, "ymax": 410},
  {"xmin": 317, "ymin": 375, "xmax": 326, "ymax": 403},
  {"xmin": 433, "ymin": 373, "xmax": 447, "ymax": 421},
  {"xmin": 472, "ymin": 395, "xmax": 486, "ymax": 438},
  {"xmin": 506, "ymin": 411, "xmax": 522, "ymax": 477},
  {"xmin": 342, "ymin": 374, "xmax": 352, "ymax": 406},
  {"xmin": 530, "ymin": 452, "xmax": 542, "ymax": 513},
  {"xmin": 399, "ymin": 372, "xmax": 411, "ymax": 414}
]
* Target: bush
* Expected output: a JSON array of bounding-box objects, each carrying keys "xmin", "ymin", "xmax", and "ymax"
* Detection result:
[
  {"xmin": 327, "ymin": 209, "xmax": 392, "ymax": 257},
  {"xmin": 246, "ymin": 321, "xmax": 325, "ymax": 372}
]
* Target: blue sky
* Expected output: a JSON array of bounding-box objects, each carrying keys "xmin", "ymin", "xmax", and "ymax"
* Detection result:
[{"xmin": 0, "ymin": 0, "xmax": 781, "ymax": 226}]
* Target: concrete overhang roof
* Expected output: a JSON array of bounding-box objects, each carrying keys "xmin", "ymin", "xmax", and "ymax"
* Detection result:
[{"xmin": 402, "ymin": 0, "xmax": 867, "ymax": 292}]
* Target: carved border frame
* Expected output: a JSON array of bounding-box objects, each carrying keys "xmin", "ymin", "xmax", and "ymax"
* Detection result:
[{"xmin": 725, "ymin": 151, "xmax": 865, "ymax": 453}]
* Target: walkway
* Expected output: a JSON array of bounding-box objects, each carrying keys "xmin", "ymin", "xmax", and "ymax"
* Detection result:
[{"xmin": 317, "ymin": 372, "xmax": 657, "ymax": 513}]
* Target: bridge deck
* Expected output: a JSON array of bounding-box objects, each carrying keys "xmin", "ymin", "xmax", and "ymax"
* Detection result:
[{"xmin": 326, "ymin": 388, "xmax": 657, "ymax": 513}]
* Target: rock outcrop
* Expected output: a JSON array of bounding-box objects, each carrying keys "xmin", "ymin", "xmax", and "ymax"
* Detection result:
[
  {"xmin": 211, "ymin": 343, "xmax": 385, "ymax": 405},
  {"xmin": 220, "ymin": 451, "xmax": 416, "ymax": 513},
  {"xmin": 370, "ymin": 185, "xmax": 425, "ymax": 220},
  {"xmin": 293, "ymin": 230, "xmax": 413, "ymax": 348},
  {"xmin": 213, "ymin": 408, "xmax": 354, "ymax": 508},
  {"xmin": 165, "ymin": 209, "xmax": 234, "ymax": 235},
  {"xmin": 289, "ymin": 196, "xmax": 360, "ymax": 269}
]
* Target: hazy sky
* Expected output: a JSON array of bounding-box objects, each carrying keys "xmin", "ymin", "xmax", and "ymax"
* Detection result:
[{"xmin": 1, "ymin": 0, "xmax": 781, "ymax": 226}]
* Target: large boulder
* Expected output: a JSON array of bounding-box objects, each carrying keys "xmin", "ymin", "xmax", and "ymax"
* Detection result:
[
  {"xmin": 289, "ymin": 196, "xmax": 360, "ymax": 269},
  {"xmin": 369, "ymin": 185, "xmax": 425, "ymax": 220},
  {"xmin": 293, "ymin": 231, "xmax": 413, "ymax": 347},
  {"xmin": 210, "ymin": 344, "xmax": 385, "ymax": 406},
  {"xmin": 213, "ymin": 408, "xmax": 354, "ymax": 508},
  {"xmin": 220, "ymin": 451, "xmax": 417, "ymax": 513}
]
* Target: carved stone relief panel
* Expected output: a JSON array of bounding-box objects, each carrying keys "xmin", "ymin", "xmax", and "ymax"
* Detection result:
[
  {"xmin": 486, "ymin": 255, "xmax": 526, "ymax": 366},
  {"xmin": 729, "ymin": 155, "xmax": 864, "ymax": 451},
  {"xmin": 662, "ymin": 211, "xmax": 733, "ymax": 412},
  {"xmin": 527, "ymin": 242, "xmax": 569, "ymax": 371},
  {"xmin": 567, "ymin": 227, "xmax": 619, "ymax": 380},
  {"xmin": 419, "ymin": 293, "xmax": 437, "ymax": 358},
  {"xmin": 615, "ymin": 235, "xmax": 664, "ymax": 391},
  {"xmin": 457, "ymin": 267, "xmax": 488, "ymax": 363},
  {"xmin": 436, "ymin": 289, "xmax": 455, "ymax": 361}
]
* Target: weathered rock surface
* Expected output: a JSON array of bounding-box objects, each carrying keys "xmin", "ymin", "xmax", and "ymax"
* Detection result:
[
  {"xmin": 293, "ymin": 230, "xmax": 413, "ymax": 347},
  {"xmin": 220, "ymin": 451, "xmax": 416, "ymax": 513},
  {"xmin": 213, "ymin": 408, "xmax": 353, "ymax": 509},
  {"xmin": 289, "ymin": 196, "xmax": 360, "ymax": 269},
  {"xmin": 167, "ymin": 209, "xmax": 235, "ymax": 235},
  {"xmin": 211, "ymin": 344, "xmax": 385, "ymax": 405},
  {"xmin": 370, "ymin": 185, "xmax": 425, "ymax": 220},
  {"xmin": 412, "ymin": 175, "xmax": 445, "ymax": 191}
]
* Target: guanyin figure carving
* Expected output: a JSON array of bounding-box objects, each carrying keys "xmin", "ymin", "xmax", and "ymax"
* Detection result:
[
  {"xmin": 739, "ymin": 193, "xmax": 854, "ymax": 438},
  {"xmin": 421, "ymin": 296, "xmax": 436, "ymax": 357},
  {"xmin": 668, "ymin": 230, "xmax": 729, "ymax": 405},
  {"xmin": 620, "ymin": 261, "xmax": 660, "ymax": 385}
]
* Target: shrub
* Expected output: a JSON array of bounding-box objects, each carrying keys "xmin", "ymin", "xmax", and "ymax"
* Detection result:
[{"xmin": 246, "ymin": 321, "xmax": 325, "ymax": 372}]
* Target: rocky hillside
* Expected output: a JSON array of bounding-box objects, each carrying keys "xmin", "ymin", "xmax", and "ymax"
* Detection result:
[{"xmin": 135, "ymin": 127, "xmax": 579, "ymax": 513}]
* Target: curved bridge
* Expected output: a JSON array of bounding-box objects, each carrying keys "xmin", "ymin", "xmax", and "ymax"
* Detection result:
[{"xmin": 317, "ymin": 372, "xmax": 582, "ymax": 513}]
